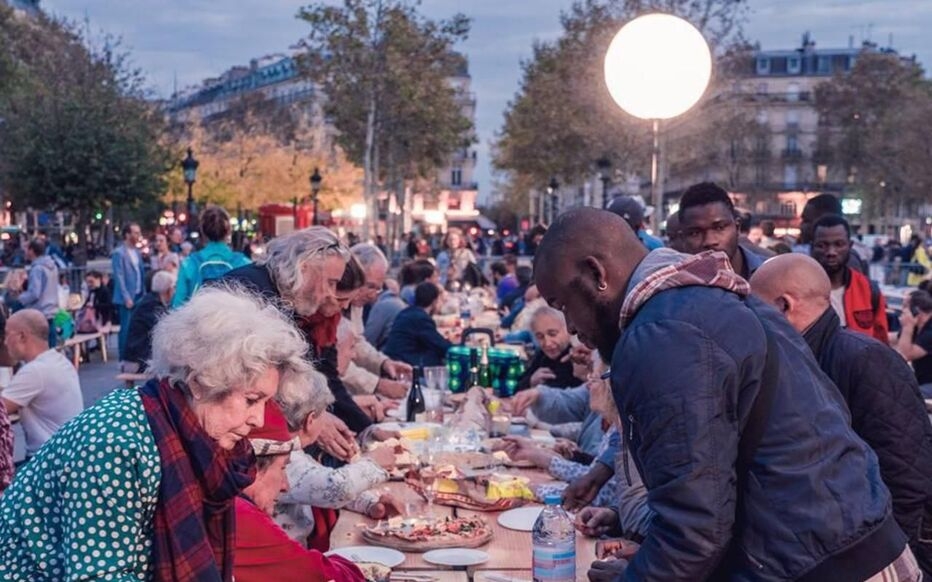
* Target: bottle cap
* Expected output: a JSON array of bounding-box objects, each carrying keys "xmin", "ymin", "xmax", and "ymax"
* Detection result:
[{"xmin": 544, "ymin": 494, "xmax": 562, "ymax": 505}]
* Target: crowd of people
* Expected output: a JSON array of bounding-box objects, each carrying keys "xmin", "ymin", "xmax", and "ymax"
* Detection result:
[{"xmin": 0, "ymin": 179, "xmax": 929, "ymax": 581}]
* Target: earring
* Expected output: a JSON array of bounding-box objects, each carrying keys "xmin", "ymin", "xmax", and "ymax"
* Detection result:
[{"xmin": 598, "ymin": 282, "xmax": 608, "ymax": 292}]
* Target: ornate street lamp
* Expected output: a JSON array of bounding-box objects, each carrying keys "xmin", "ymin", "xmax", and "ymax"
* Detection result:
[
  {"xmin": 181, "ymin": 147, "xmax": 199, "ymax": 232},
  {"xmin": 547, "ymin": 176, "xmax": 560, "ymax": 224},
  {"xmin": 596, "ymin": 157, "xmax": 612, "ymax": 209},
  {"xmin": 310, "ymin": 167, "xmax": 323, "ymax": 226}
]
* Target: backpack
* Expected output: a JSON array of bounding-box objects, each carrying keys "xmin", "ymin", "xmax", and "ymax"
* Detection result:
[{"xmin": 191, "ymin": 253, "xmax": 234, "ymax": 294}]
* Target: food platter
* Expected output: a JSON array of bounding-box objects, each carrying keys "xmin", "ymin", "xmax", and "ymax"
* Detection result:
[
  {"xmin": 408, "ymin": 466, "xmax": 535, "ymax": 512},
  {"xmin": 360, "ymin": 515, "xmax": 493, "ymax": 552}
]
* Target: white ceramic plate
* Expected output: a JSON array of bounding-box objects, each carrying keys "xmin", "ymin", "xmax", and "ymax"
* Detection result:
[
  {"xmin": 326, "ymin": 546, "xmax": 405, "ymax": 567},
  {"xmin": 423, "ymin": 548, "xmax": 490, "ymax": 567},
  {"xmin": 497, "ymin": 506, "xmax": 543, "ymax": 532}
]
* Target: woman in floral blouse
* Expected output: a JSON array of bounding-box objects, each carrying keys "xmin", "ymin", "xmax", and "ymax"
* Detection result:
[{"xmin": 275, "ymin": 349, "xmax": 402, "ymax": 550}]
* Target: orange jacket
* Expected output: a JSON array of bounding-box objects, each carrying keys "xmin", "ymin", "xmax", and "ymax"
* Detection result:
[{"xmin": 844, "ymin": 268, "xmax": 889, "ymax": 343}]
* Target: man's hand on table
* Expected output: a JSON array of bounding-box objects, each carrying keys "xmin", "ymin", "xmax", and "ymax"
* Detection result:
[
  {"xmin": 552, "ymin": 438, "xmax": 580, "ymax": 460},
  {"xmin": 368, "ymin": 427, "xmax": 401, "ymax": 443},
  {"xmin": 588, "ymin": 558, "xmax": 628, "ymax": 582},
  {"xmin": 364, "ymin": 446, "xmax": 396, "ymax": 470},
  {"xmin": 376, "ymin": 378, "xmax": 408, "ymax": 399},
  {"xmin": 366, "ymin": 493, "xmax": 404, "ymax": 520},
  {"xmin": 315, "ymin": 412, "xmax": 358, "ymax": 461},
  {"xmin": 510, "ymin": 388, "xmax": 540, "ymax": 417},
  {"xmin": 354, "ymin": 395, "xmax": 387, "ymax": 422},
  {"xmin": 529, "ymin": 368, "xmax": 556, "ymax": 388},
  {"xmin": 501, "ymin": 435, "xmax": 557, "ymax": 469},
  {"xmin": 380, "ymin": 359, "xmax": 412, "ymax": 380},
  {"xmin": 563, "ymin": 463, "xmax": 613, "ymax": 511},
  {"xmin": 575, "ymin": 506, "xmax": 621, "ymax": 538}
]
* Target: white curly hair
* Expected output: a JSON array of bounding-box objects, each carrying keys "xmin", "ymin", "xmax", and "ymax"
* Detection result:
[{"xmin": 148, "ymin": 284, "xmax": 314, "ymax": 408}]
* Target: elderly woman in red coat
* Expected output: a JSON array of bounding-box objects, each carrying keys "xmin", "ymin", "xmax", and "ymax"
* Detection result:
[{"xmin": 234, "ymin": 400, "xmax": 365, "ymax": 582}]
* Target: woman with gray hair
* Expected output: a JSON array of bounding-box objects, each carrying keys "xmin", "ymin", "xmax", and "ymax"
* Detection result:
[
  {"xmin": 273, "ymin": 342, "xmax": 402, "ymax": 551},
  {"xmin": 0, "ymin": 285, "xmax": 313, "ymax": 582}
]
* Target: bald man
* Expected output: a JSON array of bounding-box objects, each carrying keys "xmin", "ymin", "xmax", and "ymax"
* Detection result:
[
  {"xmin": 2, "ymin": 309, "xmax": 81, "ymax": 461},
  {"xmin": 751, "ymin": 254, "xmax": 932, "ymax": 577},
  {"xmin": 534, "ymin": 208, "xmax": 912, "ymax": 581}
]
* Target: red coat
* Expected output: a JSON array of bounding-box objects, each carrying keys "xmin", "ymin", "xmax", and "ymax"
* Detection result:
[
  {"xmin": 234, "ymin": 497, "xmax": 365, "ymax": 582},
  {"xmin": 843, "ymin": 268, "xmax": 889, "ymax": 344}
]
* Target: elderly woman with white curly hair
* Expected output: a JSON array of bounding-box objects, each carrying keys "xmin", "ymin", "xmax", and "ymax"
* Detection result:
[{"xmin": 0, "ymin": 285, "xmax": 314, "ymax": 582}]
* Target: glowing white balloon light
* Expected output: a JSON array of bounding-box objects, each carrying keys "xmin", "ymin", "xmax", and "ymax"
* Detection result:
[{"xmin": 604, "ymin": 13, "xmax": 712, "ymax": 120}]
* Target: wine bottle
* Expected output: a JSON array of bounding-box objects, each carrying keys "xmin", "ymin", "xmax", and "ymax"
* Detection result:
[
  {"xmin": 478, "ymin": 345, "xmax": 491, "ymax": 389},
  {"xmin": 468, "ymin": 349, "xmax": 481, "ymax": 389},
  {"xmin": 406, "ymin": 366, "xmax": 426, "ymax": 422}
]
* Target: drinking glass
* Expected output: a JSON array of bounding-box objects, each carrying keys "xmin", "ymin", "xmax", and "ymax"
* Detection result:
[
  {"xmin": 423, "ymin": 388, "xmax": 444, "ymax": 424},
  {"xmin": 419, "ymin": 447, "xmax": 438, "ymax": 516}
]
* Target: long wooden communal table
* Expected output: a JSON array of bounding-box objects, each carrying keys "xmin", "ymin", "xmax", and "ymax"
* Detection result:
[{"xmin": 329, "ymin": 467, "xmax": 597, "ymax": 581}]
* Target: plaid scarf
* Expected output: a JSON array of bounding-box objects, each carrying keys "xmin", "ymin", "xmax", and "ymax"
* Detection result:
[
  {"xmin": 140, "ymin": 378, "xmax": 257, "ymax": 582},
  {"xmin": 619, "ymin": 250, "xmax": 750, "ymax": 330}
]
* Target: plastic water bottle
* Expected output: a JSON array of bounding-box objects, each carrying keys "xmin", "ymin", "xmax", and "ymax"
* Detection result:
[
  {"xmin": 459, "ymin": 296, "xmax": 472, "ymax": 328},
  {"xmin": 532, "ymin": 495, "xmax": 576, "ymax": 582}
]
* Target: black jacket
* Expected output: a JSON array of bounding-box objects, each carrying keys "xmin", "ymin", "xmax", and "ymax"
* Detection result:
[
  {"xmin": 382, "ymin": 306, "xmax": 451, "ymax": 368},
  {"xmin": 123, "ymin": 292, "xmax": 168, "ymax": 368},
  {"xmin": 221, "ymin": 264, "xmax": 372, "ymax": 434},
  {"xmin": 612, "ymin": 274, "xmax": 904, "ymax": 581},
  {"xmin": 517, "ymin": 346, "xmax": 578, "ymax": 391},
  {"xmin": 805, "ymin": 308, "xmax": 932, "ymax": 575}
]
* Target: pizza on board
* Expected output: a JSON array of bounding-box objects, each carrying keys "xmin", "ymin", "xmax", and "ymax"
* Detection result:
[{"xmin": 361, "ymin": 515, "xmax": 493, "ymax": 550}]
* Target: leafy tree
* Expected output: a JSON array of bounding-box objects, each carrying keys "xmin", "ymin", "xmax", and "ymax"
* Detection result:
[
  {"xmin": 166, "ymin": 95, "xmax": 364, "ymax": 215},
  {"xmin": 494, "ymin": 0, "xmax": 748, "ymax": 214},
  {"xmin": 815, "ymin": 52, "xmax": 932, "ymax": 227},
  {"xmin": 296, "ymin": 0, "xmax": 473, "ymax": 239},
  {"xmin": 0, "ymin": 10, "xmax": 169, "ymax": 262}
]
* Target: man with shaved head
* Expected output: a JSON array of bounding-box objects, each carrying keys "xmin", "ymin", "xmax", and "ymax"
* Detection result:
[
  {"xmin": 2, "ymin": 309, "xmax": 81, "ymax": 462},
  {"xmin": 535, "ymin": 208, "xmax": 914, "ymax": 581},
  {"xmin": 751, "ymin": 254, "xmax": 932, "ymax": 577}
]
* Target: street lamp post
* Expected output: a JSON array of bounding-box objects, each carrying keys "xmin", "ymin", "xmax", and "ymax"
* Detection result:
[
  {"xmin": 310, "ymin": 168, "xmax": 322, "ymax": 226},
  {"xmin": 547, "ymin": 176, "xmax": 560, "ymax": 224},
  {"xmin": 596, "ymin": 157, "xmax": 612, "ymax": 209},
  {"xmin": 181, "ymin": 147, "xmax": 200, "ymax": 234},
  {"xmin": 604, "ymin": 14, "xmax": 712, "ymax": 229}
]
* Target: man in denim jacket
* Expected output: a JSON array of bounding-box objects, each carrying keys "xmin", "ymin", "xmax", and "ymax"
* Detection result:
[{"xmin": 535, "ymin": 208, "xmax": 915, "ymax": 582}]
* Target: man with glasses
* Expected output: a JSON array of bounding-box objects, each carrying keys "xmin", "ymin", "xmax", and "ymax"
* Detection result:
[
  {"xmin": 342, "ymin": 244, "xmax": 411, "ymax": 400},
  {"xmin": 677, "ymin": 182, "xmax": 765, "ymax": 279},
  {"xmin": 810, "ymin": 214, "xmax": 888, "ymax": 343}
]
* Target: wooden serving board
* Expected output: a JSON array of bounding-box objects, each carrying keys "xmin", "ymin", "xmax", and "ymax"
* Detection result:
[{"xmin": 360, "ymin": 527, "xmax": 493, "ymax": 552}]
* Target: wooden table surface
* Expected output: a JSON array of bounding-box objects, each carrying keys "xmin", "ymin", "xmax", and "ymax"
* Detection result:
[{"xmin": 330, "ymin": 467, "xmax": 597, "ymax": 581}]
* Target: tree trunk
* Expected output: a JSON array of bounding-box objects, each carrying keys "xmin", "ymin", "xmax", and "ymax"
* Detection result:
[{"xmin": 363, "ymin": 94, "xmax": 377, "ymax": 241}]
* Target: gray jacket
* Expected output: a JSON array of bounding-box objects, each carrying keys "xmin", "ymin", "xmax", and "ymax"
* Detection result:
[{"xmin": 18, "ymin": 256, "xmax": 59, "ymax": 319}]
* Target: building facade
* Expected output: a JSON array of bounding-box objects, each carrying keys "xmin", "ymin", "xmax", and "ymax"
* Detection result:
[
  {"xmin": 660, "ymin": 34, "xmax": 919, "ymax": 238},
  {"xmin": 165, "ymin": 52, "xmax": 479, "ymax": 233}
]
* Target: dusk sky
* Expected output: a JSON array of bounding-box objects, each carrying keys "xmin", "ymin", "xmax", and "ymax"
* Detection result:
[{"xmin": 42, "ymin": 0, "xmax": 932, "ymax": 201}]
